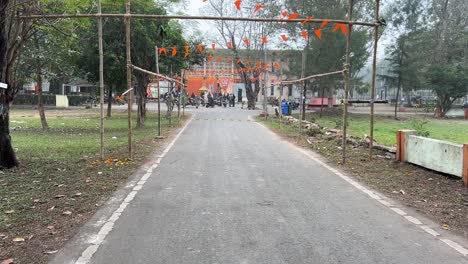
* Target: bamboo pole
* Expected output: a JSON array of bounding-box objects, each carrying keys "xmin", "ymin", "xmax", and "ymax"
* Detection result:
[
  {"xmin": 342, "ymin": 0, "xmax": 354, "ymax": 164},
  {"xmin": 280, "ymin": 70, "xmax": 345, "ymax": 84},
  {"xmin": 369, "ymin": 0, "xmax": 380, "ymax": 160},
  {"xmin": 98, "ymin": 0, "xmax": 104, "ymax": 160},
  {"xmin": 132, "ymin": 65, "xmax": 183, "ymax": 85},
  {"xmin": 155, "ymin": 46, "xmax": 162, "ymax": 138},
  {"xmin": 19, "ymin": 14, "xmax": 379, "ymax": 27},
  {"xmin": 125, "ymin": 0, "xmax": 133, "ymax": 159},
  {"xmin": 300, "ymin": 50, "xmax": 305, "ymax": 134}
]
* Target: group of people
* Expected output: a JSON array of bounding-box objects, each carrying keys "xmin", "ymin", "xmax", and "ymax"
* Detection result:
[{"xmin": 194, "ymin": 92, "xmax": 237, "ymax": 108}]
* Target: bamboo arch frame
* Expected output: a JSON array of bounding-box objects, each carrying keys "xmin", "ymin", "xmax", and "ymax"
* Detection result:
[{"xmin": 18, "ymin": 0, "xmax": 381, "ymax": 163}]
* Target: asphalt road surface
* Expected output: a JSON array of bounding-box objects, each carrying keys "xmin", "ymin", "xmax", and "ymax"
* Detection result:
[{"xmin": 51, "ymin": 106, "xmax": 468, "ymax": 264}]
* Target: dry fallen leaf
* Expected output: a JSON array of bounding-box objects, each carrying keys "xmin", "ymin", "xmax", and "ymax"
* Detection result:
[
  {"xmin": 74, "ymin": 193, "xmax": 82, "ymax": 197},
  {"xmin": 12, "ymin": 237, "xmax": 25, "ymax": 242},
  {"xmin": 62, "ymin": 211, "xmax": 72, "ymax": 216},
  {"xmin": 442, "ymin": 224, "xmax": 450, "ymax": 229},
  {"xmin": 47, "ymin": 206, "xmax": 55, "ymax": 212},
  {"xmin": 85, "ymin": 178, "xmax": 92, "ymax": 183},
  {"xmin": 47, "ymin": 225, "xmax": 54, "ymax": 230},
  {"xmin": 55, "ymin": 195, "xmax": 65, "ymax": 199},
  {"xmin": 399, "ymin": 190, "xmax": 406, "ymax": 195},
  {"xmin": 43, "ymin": 250, "xmax": 58, "ymax": 254},
  {"xmin": 5, "ymin": 210, "xmax": 14, "ymax": 214},
  {"xmin": 1, "ymin": 258, "xmax": 15, "ymax": 264}
]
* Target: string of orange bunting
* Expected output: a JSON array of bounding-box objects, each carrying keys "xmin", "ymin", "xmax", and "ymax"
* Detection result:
[{"xmin": 200, "ymin": 0, "xmax": 349, "ymax": 40}]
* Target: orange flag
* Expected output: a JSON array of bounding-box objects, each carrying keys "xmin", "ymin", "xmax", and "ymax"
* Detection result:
[
  {"xmin": 280, "ymin": 34, "xmax": 288, "ymax": 42},
  {"xmin": 273, "ymin": 62, "xmax": 280, "ymax": 69},
  {"xmin": 256, "ymin": 61, "xmax": 261, "ymax": 69},
  {"xmin": 158, "ymin": 47, "xmax": 167, "ymax": 55},
  {"xmin": 314, "ymin": 29, "xmax": 322, "ymax": 40},
  {"xmin": 264, "ymin": 62, "xmax": 270, "ymax": 70},
  {"xmin": 197, "ymin": 45, "xmax": 204, "ymax": 53},
  {"xmin": 207, "ymin": 55, "xmax": 213, "ymax": 61},
  {"xmin": 262, "ymin": 36, "xmax": 268, "ymax": 44},
  {"xmin": 202, "ymin": 0, "xmax": 208, "ymax": 2},
  {"xmin": 246, "ymin": 59, "xmax": 252, "ymax": 64},
  {"xmin": 227, "ymin": 41, "xmax": 233, "ymax": 49},
  {"xmin": 288, "ymin": 13, "xmax": 299, "ymax": 20},
  {"xmin": 172, "ymin": 47, "xmax": 177, "ymax": 56},
  {"xmin": 301, "ymin": 30, "xmax": 308, "ymax": 40},
  {"xmin": 234, "ymin": 0, "xmax": 241, "ymax": 10},
  {"xmin": 254, "ymin": 4, "xmax": 265, "ymax": 13},
  {"xmin": 243, "ymin": 38, "xmax": 250, "ymax": 46},
  {"xmin": 216, "ymin": 56, "xmax": 222, "ymax": 62},
  {"xmin": 281, "ymin": 11, "xmax": 288, "ymax": 18},
  {"xmin": 237, "ymin": 59, "xmax": 242, "ymax": 64},
  {"xmin": 184, "ymin": 46, "xmax": 190, "ymax": 57},
  {"xmin": 320, "ymin": 20, "xmax": 329, "ymax": 29},
  {"xmin": 332, "ymin": 23, "xmax": 348, "ymax": 36},
  {"xmin": 212, "ymin": 43, "xmax": 216, "ymax": 51},
  {"xmin": 226, "ymin": 57, "xmax": 232, "ymax": 63},
  {"xmin": 301, "ymin": 16, "xmax": 313, "ymax": 25}
]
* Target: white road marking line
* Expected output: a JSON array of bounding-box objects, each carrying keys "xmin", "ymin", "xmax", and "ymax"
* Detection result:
[
  {"xmin": 405, "ymin": 215, "xmax": 423, "ymax": 225},
  {"xmin": 420, "ymin": 225, "xmax": 440, "ymax": 237},
  {"xmin": 75, "ymin": 116, "xmax": 193, "ymax": 264},
  {"xmin": 253, "ymin": 117, "xmax": 468, "ymax": 258},
  {"xmin": 441, "ymin": 239, "xmax": 468, "ymax": 256}
]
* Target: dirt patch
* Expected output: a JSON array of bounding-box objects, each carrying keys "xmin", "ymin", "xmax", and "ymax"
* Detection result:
[
  {"xmin": 260, "ymin": 118, "xmax": 468, "ymax": 239},
  {"xmin": 0, "ymin": 120, "xmax": 187, "ymax": 264}
]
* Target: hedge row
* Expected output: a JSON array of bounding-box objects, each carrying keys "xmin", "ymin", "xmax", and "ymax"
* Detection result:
[{"xmin": 12, "ymin": 94, "xmax": 91, "ymax": 106}]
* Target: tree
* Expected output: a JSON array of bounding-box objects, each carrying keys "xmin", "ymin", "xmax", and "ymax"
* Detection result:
[
  {"xmin": 381, "ymin": 0, "xmax": 428, "ymax": 119},
  {"xmin": 77, "ymin": 0, "xmax": 187, "ymax": 124},
  {"xmin": 426, "ymin": 64, "xmax": 468, "ymax": 116},
  {"xmin": 204, "ymin": 0, "xmax": 281, "ymax": 110},
  {"xmin": 0, "ymin": 0, "xmax": 37, "ymax": 168},
  {"xmin": 427, "ymin": 0, "xmax": 468, "ymax": 117},
  {"xmin": 284, "ymin": 0, "xmax": 372, "ymax": 114}
]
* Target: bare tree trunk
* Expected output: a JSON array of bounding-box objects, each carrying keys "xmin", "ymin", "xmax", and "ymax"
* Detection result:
[
  {"xmin": 320, "ymin": 86, "xmax": 325, "ymax": 118},
  {"xmin": 107, "ymin": 85, "xmax": 112, "ymax": 118},
  {"xmin": 301, "ymin": 81, "xmax": 307, "ymax": 120},
  {"xmin": 36, "ymin": 75, "xmax": 48, "ymax": 129},
  {"xmin": 394, "ymin": 76, "xmax": 402, "ymax": 120}
]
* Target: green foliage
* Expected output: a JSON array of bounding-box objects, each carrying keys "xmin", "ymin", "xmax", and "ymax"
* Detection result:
[
  {"xmin": 425, "ymin": 64, "xmax": 468, "ymax": 116},
  {"xmin": 410, "ymin": 118, "xmax": 430, "ymax": 137}
]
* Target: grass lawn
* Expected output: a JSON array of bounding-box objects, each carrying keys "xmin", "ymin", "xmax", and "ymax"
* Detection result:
[
  {"xmin": 0, "ymin": 108, "xmax": 189, "ymax": 263},
  {"xmin": 300, "ymin": 111, "xmax": 468, "ymax": 146}
]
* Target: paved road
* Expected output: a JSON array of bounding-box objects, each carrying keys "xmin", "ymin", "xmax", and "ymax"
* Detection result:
[{"xmin": 51, "ymin": 106, "xmax": 468, "ymax": 264}]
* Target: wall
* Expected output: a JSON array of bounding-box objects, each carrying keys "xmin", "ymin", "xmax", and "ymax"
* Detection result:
[
  {"xmin": 396, "ymin": 130, "xmax": 468, "ymax": 187},
  {"xmin": 406, "ymin": 135, "xmax": 464, "ymax": 177}
]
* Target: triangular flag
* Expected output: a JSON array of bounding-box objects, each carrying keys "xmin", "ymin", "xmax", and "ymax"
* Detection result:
[
  {"xmin": 226, "ymin": 58, "xmax": 232, "ymax": 63},
  {"xmin": 273, "ymin": 62, "xmax": 280, "ymax": 69},
  {"xmin": 280, "ymin": 34, "xmax": 288, "ymax": 42},
  {"xmin": 212, "ymin": 43, "xmax": 216, "ymax": 51},
  {"xmin": 246, "ymin": 59, "xmax": 252, "ymax": 64},
  {"xmin": 227, "ymin": 41, "xmax": 233, "ymax": 49},
  {"xmin": 332, "ymin": 23, "xmax": 348, "ymax": 36},
  {"xmin": 264, "ymin": 62, "xmax": 270, "ymax": 70},
  {"xmin": 281, "ymin": 11, "xmax": 288, "ymax": 18},
  {"xmin": 197, "ymin": 45, "xmax": 204, "ymax": 53},
  {"xmin": 254, "ymin": 4, "xmax": 265, "ymax": 13},
  {"xmin": 216, "ymin": 56, "xmax": 222, "ymax": 62},
  {"xmin": 234, "ymin": 0, "xmax": 241, "ymax": 11},
  {"xmin": 301, "ymin": 30, "xmax": 308, "ymax": 40},
  {"xmin": 314, "ymin": 29, "xmax": 322, "ymax": 40},
  {"xmin": 172, "ymin": 47, "xmax": 177, "ymax": 56},
  {"xmin": 320, "ymin": 20, "xmax": 329, "ymax": 29},
  {"xmin": 184, "ymin": 46, "xmax": 190, "ymax": 58},
  {"xmin": 301, "ymin": 16, "xmax": 313, "ymax": 25},
  {"xmin": 158, "ymin": 47, "xmax": 167, "ymax": 55},
  {"xmin": 288, "ymin": 13, "xmax": 299, "ymax": 20},
  {"xmin": 262, "ymin": 37, "xmax": 268, "ymax": 44},
  {"xmin": 243, "ymin": 38, "xmax": 250, "ymax": 46},
  {"xmin": 237, "ymin": 59, "xmax": 242, "ymax": 63},
  {"xmin": 207, "ymin": 55, "xmax": 213, "ymax": 61}
]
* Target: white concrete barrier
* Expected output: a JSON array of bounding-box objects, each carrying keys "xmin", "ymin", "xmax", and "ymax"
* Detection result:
[
  {"xmin": 396, "ymin": 130, "xmax": 468, "ymax": 187},
  {"xmin": 56, "ymin": 95, "xmax": 69, "ymax": 108}
]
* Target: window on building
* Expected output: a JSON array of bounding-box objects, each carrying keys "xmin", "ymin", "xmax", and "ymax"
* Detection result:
[{"xmin": 270, "ymin": 84, "xmax": 274, "ymax": 96}]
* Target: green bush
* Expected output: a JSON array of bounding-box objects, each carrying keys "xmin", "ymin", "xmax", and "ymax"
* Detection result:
[{"xmin": 411, "ymin": 118, "xmax": 430, "ymax": 137}]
